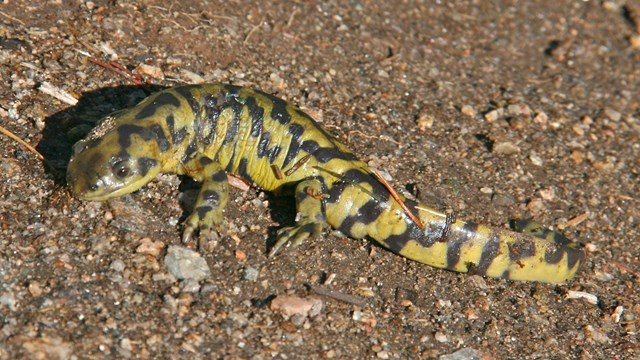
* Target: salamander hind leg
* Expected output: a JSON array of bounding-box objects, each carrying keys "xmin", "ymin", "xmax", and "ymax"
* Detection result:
[
  {"xmin": 180, "ymin": 153, "xmax": 229, "ymax": 250},
  {"xmin": 269, "ymin": 178, "xmax": 327, "ymax": 257}
]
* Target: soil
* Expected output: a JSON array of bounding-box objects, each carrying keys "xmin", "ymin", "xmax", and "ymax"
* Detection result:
[{"xmin": 1, "ymin": 1, "xmax": 639, "ymax": 359}]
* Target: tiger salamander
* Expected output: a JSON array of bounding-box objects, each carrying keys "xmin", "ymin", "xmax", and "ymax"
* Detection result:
[{"xmin": 67, "ymin": 84, "xmax": 585, "ymax": 283}]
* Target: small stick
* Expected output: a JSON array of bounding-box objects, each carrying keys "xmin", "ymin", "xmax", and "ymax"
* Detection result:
[
  {"xmin": 308, "ymin": 284, "xmax": 369, "ymax": 307},
  {"xmin": 285, "ymin": 154, "xmax": 311, "ymax": 176},
  {"xmin": 270, "ymin": 164, "xmax": 284, "ymax": 180},
  {"xmin": 108, "ymin": 60, "xmax": 147, "ymax": 84},
  {"xmin": 0, "ymin": 11, "xmax": 25, "ymax": 25},
  {"xmin": 226, "ymin": 174, "xmax": 251, "ymax": 191},
  {"xmin": 38, "ymin": 81, "xmax": 79, "ymax": 105},
  {"xmin": 372, "ymin": 170, "xmax": 424, "ymax": 229},
  {"xmin": 87, "ymin": 57, "xmax": 149, "ymax": 85},
  {"xmin": 244, "ymin": 19, "xmax": 264, "ymax": 44},
  {"xmin": 0, "ymin": 125, "xmax": 44, "ymax": 160}
]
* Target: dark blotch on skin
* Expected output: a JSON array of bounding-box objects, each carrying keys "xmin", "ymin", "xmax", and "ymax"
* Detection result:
[
  {"xmin": 385, "ymin": 223, "xmax": 425, "ymax": 254},
  {"xmin": 138, "ymin": 157, "xmax": 158, "ymax": 177},
  {"xmin": 224, "ymin": 147, "xmax": 237, "ymax": 173},
  {"xmin": 223, "ymin": 101, "xmax": 242, "ymax": 144},
  {"xmin": 508, "ymin": 238, "xmax": 537, "ymax": 261},
  {"xmin": 149, "ymin": 124, "xmax": 170, "ymax": 152},
  {"xmin": 270, "ymin": 98, "xmax": 292, "ymax": 125},
  {"xmin": 117, "ymin": 124, "xmax": 145, "ymax": 149},
  {"xmin": 446, "ymin": 222, "xmax": 478, "ymax": 270},
  {"xmin": 282, "ymin": 123, "xmax": 304, "ymax": 168},
  {"xmin": 181, "ymin": 141, "xmax": 198, "ymax": 163},
  {"xmin": 173, "ymin": 86, "xmax": 201, "ymax": 118},
  {"xmin": 344, "ymin": 169, "xmax": 389, "ymax": 199},
  {"xmin": 550, "ymin": 231, "xmax": 572, "ymax": 246},
  {"xmin": 211, "ymin": 169, "xmax": 227, "ymax": 182},
  {"xmin": 474, "ymin": 234, "xmax": 501, "ymax": 275},
  {"xmin": 336, "ymin": 199, "xmax": 385, "ymax": 237},
  {"xmin": 135, "ymin": 92, "xmax": 181, "ymax": 120},
  {"xmin": 199, "ymin": 156, "xmax": 214, "ymax": 166},
  {"xmin": 199, "ymin": 93, "xmax": 228, "ymax": 146},
  {"xmin": 544, "ymin": 246, "xmax": 566, "ymax": 264},
  {"xmin": 236, "ymin": 158, "xmax": 254, "ymax": 184},
  {"xmin": 341, "ymin": 198, "xmax": 385, "ymax": 229},
  {"xmin": 256, "ymin": 132, "xmax": 282, "ymax": 163},
  {"xmin": 201, "ymin": 190, "xmax": 220, "ymax": 204},
  {"xmin": 565, "ymin": 246, "xmax": 585, "ymax": 270},
  {"xmin": 300, "ymin": 140, "xmax": 358, "ymax": 163},
  {"xmin": 445, "ymin": 236, "xmax": 464, "ymax": 271},
  {"xmin": 74, "ymin": 152, "xmax": 107, "ymax": 191},
  {"xmin": 246, "ymin": 96, "xmax": 265, "ymax": 137},
  {"xmin": 298, "ymin": 222, "xmax": 318, "ymax": 236},
  {"xmin": 166, "ymin": 114, "xmax": 187, "ymax": 145},
  {"xmin": 117, "ymin": 124, "xmax": 169, "ymax": 152},
  {"xmin": 196, "ymin": 205, "xmax": 213, "ymax": 220}
]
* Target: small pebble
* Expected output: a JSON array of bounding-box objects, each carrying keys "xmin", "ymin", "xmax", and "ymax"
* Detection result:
[
  {"xmin": 136, "ymin": 238, "xmax": 165, "ymax": 257},
  {"xmin": 439, "ymin": 348, "xmax": 484, "ymax": 360},
  {"xmin": 466, "ymin": 275, "xmax": 488, "ymax": 289},
  {"xmin": 242, "ymin": 267, "xmax": 259, "ymax": 281},
  {"xmin": 434, "ymin": 331, "xmax": 448, "ymax": 343},
  {"xmin": 538, "ymin": 187, "xmax": 555, "ymax": 201},
  {"xmin": 180, "ymin": 69, "xmax": 205, "ymax": 84},
  {"xmin": 110, "ymin": 259, "xmax": 126, "ymax": 272},
  {"xmin": 527, "ymin": 198, "xmax": 546, "ymax": 214},
  {"xmin": 533, "ymin": 111, "xmax": 548, "ymax": 125},
  {"xmin": 566, "ymin": 290, "xmax": 598, "ymax": 305},
  {"xmin": 611, "ymin": 306, "xmax": 624, "ymax": 323},
  {"xmin": 135, "ymin": 64, "xmax": 164, "ymax": 80},
  {"xmin": 630, "ymin": 34, "xmax": 640, "ymax": 48},
  {"xmin": 506, "ymin": 103, "xmax": 531, "ymax": 117},
  {"xmin": 270, "ymin": 295, "xmax": 323, "ymax": 318},
  {"xmin": 603, "ymin": 107, "xmax": 621, "ymax": 122},
  {"xmin": 164, "ymin": 246, "xmax": 211, "ymax": 281},
  {"xmin": 584, "ymin": 325, "xmax": 611, "ymax": 344},
  {"xmin": 484, "ymin": 109, "xmax": 501, "ymax": 122},
  {"xmin": 529, "ymin": 152, "xmax": 544, "ymax": 166},
  {"xmin": 28, "ymin": 281, "xmax": 43, "ymax": 297},
  {"xmin": 480, "ymin": 187, "xmax": 493, "ymax": 194},
  {"xmin": 464, "ymin": 308, "xmax": 479, "ymax": 320},
  {"xmin": 0, "ymin": 291, "xmax": 17, "ymax": 311},
  {"xmin": 460, "ymin": 105, "xmax": 476, "ymax": 117},
  {"xmin": 593, "ymin": 270, "xmax": 614, "ymax": 282},
  {"xmin": 417, "ymin": 112, "xmax": 434, "ymax": 131},
  {"xmin": 493, "ymin": 141, "xmax": 520, "ymax": 155},
  {"xmin": 235, "ymin": 249, "xmax": 247, "ymax": 261},
  {"xmin": 0, "ymin": 158, "xmax": 21, "ymax": 179},
  {"xmin": 181, "ymin": 279, "xmax": 202, "ymax": 293}
]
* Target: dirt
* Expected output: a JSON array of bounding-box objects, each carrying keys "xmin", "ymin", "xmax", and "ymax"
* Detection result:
[{"xmin": 1, "ymin": 1, "xmax": 639, "ymax": 359}]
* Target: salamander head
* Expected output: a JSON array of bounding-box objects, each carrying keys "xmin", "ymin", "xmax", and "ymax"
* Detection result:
[{"xmin": 67, "ymin": 131, "xmax": 162, "ymax": 201}]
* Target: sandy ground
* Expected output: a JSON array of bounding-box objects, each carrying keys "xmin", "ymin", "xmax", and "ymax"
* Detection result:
[{"xmin": 0, "ymin": 1, "xmax": 638, "ymax": 359}]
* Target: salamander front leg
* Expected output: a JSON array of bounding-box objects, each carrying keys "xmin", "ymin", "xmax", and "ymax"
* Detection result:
[
  {"xmin": 269, "ymin": 178, "xmax": 327, "ymax": 257},
  {"xmin": 180, "ymin": 153, "xmax": 229, "ymax": 250}
]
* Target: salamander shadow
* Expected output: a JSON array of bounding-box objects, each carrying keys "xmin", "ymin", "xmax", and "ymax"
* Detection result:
[{"xmin": 37, "ymin": 84, "xmax": 167, "ymax": 185}]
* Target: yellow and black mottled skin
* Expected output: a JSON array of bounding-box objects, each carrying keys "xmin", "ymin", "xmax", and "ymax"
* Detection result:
[{"xmin": 67, "ymin": 84, "xmax": 585, "ymax": 283}]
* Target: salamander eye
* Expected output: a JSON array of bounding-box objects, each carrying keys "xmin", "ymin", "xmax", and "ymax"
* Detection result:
[{"xmin": 112, "ymin": 161, "xmax": 131, "ymax": 179}]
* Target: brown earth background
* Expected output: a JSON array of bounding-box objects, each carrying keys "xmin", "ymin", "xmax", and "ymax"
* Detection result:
[{"xmin": 0, "ymin": 1, "xmax": 639, "ymax": 359}]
